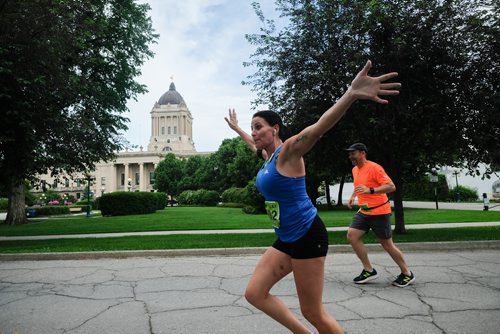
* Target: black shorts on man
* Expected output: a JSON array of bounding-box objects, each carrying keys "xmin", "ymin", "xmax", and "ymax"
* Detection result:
[{"xmin": 350, "ymin": 212, "xmax": 392, "ymax": 239}]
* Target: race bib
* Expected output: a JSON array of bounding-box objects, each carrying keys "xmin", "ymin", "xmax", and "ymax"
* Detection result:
[{"xmin": 265, "ymin": 201, "xmax": 280, "ymax": 228}]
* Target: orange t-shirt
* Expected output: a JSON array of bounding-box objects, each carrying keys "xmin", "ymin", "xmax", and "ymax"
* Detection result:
[{"xmin": 352, "ymin": 160, "xmax": 392, "ymax": 215}]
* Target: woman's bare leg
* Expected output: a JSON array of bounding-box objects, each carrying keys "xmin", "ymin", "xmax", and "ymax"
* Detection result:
[
  {"xmin": 245, "ymin": 247, "xmax": 311, "ymax": 333},
  {"xmin": 292, "ymin": 256, "xmax": 344, "ymax": 334}
]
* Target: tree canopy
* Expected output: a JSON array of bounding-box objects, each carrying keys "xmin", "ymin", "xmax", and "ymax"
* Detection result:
[
  {"xmin": 244, "ymin": 0, "xmax": 499, "ymax": 231},
  {"xmin": 0, "ymin": 0, "xmax": 157, "ymax": 224}
]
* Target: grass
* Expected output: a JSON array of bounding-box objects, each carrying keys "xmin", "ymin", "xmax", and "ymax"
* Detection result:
[
  {"xmin": 1, "ymin": 206, "xmax": 499, "ymax": 253},
  {"xmin": 0, "ymin": 226, "xmax": 498, "ymax": 253},
  {"xmin": 1, "ymin": 206, "xmax": 499, "ymax": 237}
]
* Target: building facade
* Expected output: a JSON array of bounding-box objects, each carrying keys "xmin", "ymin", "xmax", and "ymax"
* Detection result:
[{"xmin": 36, "ymin": 81, "xmax": 205, "ymax": 200}]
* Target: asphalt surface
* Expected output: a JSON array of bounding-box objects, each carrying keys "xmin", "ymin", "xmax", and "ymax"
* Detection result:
[
  {"xmin": 1, "ymin": 201, "xmax": 499, "ymax": 333},
  {"xmin": 1, "ymin": 247, "xmax": 499, "ymax": 334}
]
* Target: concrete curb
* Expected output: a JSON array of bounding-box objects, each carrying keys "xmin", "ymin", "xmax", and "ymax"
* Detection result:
[{"xmin": 1, "ymin": 240, "xmax": 499, "ymax": 261}]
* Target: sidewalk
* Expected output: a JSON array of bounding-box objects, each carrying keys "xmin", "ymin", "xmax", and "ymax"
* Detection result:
[
  {"xmin": 1, "ymin": 250, "xmax": 499, "ymax": 333},
  {"xmin": 1, "ymin": 221, "xmax": 499, "ymax": 241}
]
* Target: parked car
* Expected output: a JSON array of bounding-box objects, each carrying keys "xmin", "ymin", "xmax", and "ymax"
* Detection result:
[{"xmin": 315, "ymin": 195, "xmax": 335, "ymax": 205}]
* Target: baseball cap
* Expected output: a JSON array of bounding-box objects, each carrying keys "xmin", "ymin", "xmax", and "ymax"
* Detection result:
[{"xmin": 346, "ymin": 143, "xmax": 368, "ymax": 152}]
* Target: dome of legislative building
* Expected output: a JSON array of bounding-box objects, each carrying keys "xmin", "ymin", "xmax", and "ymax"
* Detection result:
[{"xmin": 158, "ymin": 82, "xmax": 185, "ymax": 105}]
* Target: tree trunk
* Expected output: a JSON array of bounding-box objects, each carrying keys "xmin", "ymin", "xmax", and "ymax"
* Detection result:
[
  {"xmin": 5, "ymin": 178, "xmax": 27, "ymax": 225},
  {"xmin": 391, "ymin": 164, "xmax": 406, "ymax": 234},
  {"xmin": 337, "ymin": 175, "xmax": 345, "ymax": 206},
  {"xmin": 325, "ymin": 179, "xmax": 332, "ymax": 207}
]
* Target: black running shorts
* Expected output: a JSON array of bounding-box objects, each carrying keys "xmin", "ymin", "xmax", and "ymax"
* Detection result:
[
  {"xmin": 272, "ymin": 215, "xmax": 329, "ymax": 259},
  {"xmin": 350, "ymin": 211, "xmax": 392, "ymax": 240}
]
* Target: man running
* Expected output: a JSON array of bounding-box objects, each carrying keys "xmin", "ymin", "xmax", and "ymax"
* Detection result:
[{"xmin": 346, "ymin": 143, "xmax": 415, "ymax": 287}]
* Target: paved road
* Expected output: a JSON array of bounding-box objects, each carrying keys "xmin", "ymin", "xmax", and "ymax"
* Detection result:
[{"xmin": 1, "ymin": 249, "xmax": 499, "ymax": 334}]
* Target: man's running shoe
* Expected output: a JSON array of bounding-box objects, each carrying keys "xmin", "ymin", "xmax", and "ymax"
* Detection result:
[
  {"xmin": 392, "ymin": 272, "xmax": 415, "ymax": 287},
  {"xmin": 353, "ymin": 269, "xmax": 378, "ymax": 284}
]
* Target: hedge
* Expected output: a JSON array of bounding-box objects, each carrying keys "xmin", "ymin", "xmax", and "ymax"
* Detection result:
[
  {"xmin": 30, "ymin": 205, "xmax": 70, "ymax": 216},
  {"xmin": 177, "ymin": 189, "xmax": 220, "ymax": 206},
  {"xmin": 99, "ymin": 192, "xmax": 159, "ymax": 216}
]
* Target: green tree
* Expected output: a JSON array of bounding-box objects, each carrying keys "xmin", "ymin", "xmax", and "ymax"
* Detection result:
[
  {"xmin": 246, "ymin": 0, "xmax": 498, "ymax": 232},
  {"xmin": 0, "ymin": 0, "xmax": 157, "ymax": 225},
  {"xmin": 154, "ymin": 154, "xmax": 184, "ymax": 201}
]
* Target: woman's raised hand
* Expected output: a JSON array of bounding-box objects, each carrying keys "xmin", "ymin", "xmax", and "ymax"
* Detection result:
[
  {"xmin": 349, "ymin": 60, "xmax": 401, "ymax": 104},
  {"xmin": 224, "ymin": 108, "xmax": 240, "ymax": 131}
]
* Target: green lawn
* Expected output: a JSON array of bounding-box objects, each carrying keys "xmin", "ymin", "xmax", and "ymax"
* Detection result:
[
  {"xmin": 0, "ymin": 226, "xmax": 498, "ymax": 253},
  {"xmin": 1, "ymin": 206, "xmax": 499, "ymax": 237}
]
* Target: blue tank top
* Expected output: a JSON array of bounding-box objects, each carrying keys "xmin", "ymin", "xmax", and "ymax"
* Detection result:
[{"xmin": 255, "ymin": 146, "xmax": 317, "ymax": 242}]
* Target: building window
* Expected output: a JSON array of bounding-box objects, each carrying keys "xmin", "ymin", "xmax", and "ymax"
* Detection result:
[
  {"xmin": 174, "ymin": 126, "xmax": 177, "ymax": 135},
  {"xmin": 135, "ymin": 172, "xmax": 140, "ymax": 185},
  {"xmin": 161, "ymin": 127, "xmax": 165, "ymax": 135},
  {"xmin": 101, "ymin": 177, "xmax": 106, "ymax": 185},
  {"xmin": 76, "ymin": 180, "xmax": 81, "ymax": 187},
  {"xmin": 121, "ymin": 173, "xmax": 125, "ymax": 186},
  {"xmin": 65, "ymin": 179, "xmax": 70, "ymax": 187},
  {"xmin": 150, "ymin": 172, "xmax": 155, "ymax": 185},
  {"xmin": 168, "ymin": 126, "xmax": 171, "ymax": 135},
  {"xmin": 76, "ymin": 193, "xmax": 81, "ymax": 199}
]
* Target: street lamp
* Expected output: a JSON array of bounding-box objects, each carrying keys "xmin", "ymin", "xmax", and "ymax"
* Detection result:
[
  {"xmin": 127, "ymin": 178, "xmax": 132, "ymax": 192},
  {"xmin": 430, "ymin": 168, "xmax": 439, "ymax": 210},
  {"xmin": 40, "ymin": 193, "xmax": 47, "ymax": 206},
  {"xmin": 452, "ymin": 170, "xmax": 460, "ymax": 202},
  {"xmin": 84, "ymin": 173, "xmax": 93, "ymax": 218}
]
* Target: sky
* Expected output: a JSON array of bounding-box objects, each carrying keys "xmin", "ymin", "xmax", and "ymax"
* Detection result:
[{"xmin": 124, "ymin": 0, "xmax": 278, "ymax": 153}]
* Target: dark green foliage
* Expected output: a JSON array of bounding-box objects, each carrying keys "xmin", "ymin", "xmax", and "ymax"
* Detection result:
[
  {"xmin": 221, "ymin": 187, "xmax": 247, "ymax": 204},
  {"xmin": 31, "ymin": 206, "xmax": 70, "ymax": 216},
  {"xmin": 0, "ymin": 0, "xmax": 157, "ymax": 224},
  {"xmin": 243, "ymin": 179, "xmax": 266, "ymax": 214},
  {"xmin": 153, "ymin": 192, "xmax": 168, "ymax": 210},
  {"xmin": 245, "ymin": 0, "xmax": 498, "ymax": 231},
  {"xmin": 0, "ymin": 198, "xmax": 8, "ymax": 211},
  {"xmin": 177, "ymin": 189, "xmax": 220, "ymax": 206},
  {"xmin": 403, "ymin": 175, "xmax": 449, "ymax": 201},
  {"xmin": 448, "ymin": 186, "xmax": 479, "ymax": 202},
  {"xmin": 154, "ymin": 154, "xmax": 183, "ymax": 198},
  {"xmin": 99, "ymin": 192, "xmax": 158, "ymax": 216}
]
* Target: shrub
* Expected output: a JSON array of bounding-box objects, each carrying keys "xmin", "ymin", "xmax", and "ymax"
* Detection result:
[
  {"xmin": 177, "ymin": 189, "xmax": 219, "ymax": 206},
  {"xmin": 448, "ymin": 185, "xmax": 478, "ymax": 202},
  {"xmin": 0, "ymin": 198, "xmax": 8, "ymax": 211},
  {"xmin": 242, "ymin": 179, "xmax": 266, "ymax": 214},
  {"xmin": 197, "ymin": 189, "xmax": 220, "ymax": 206},
  {"xmin": 153, "ymin": 192, "xmax": 167, "ymax": 209},
  {"xmin": 403, "ymin": 174, "xmax": 449, "ymax": 201},
  {"xmin": 177, "ymin": 190, "xmax": 196, "ymax": 205},
  {"xmin": 34, "ymin": 205, "xmax": 70, "ymax": 216},
  {"xmin": 99, "ymin": 192, "xmax": 158, "ymax": 216},
  {"xmin": 221, "ymin": 187, "xmax": 246, "ymax": 204}
]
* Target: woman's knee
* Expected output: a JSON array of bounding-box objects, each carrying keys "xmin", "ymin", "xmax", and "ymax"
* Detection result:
[
  {"xmin": 244, "ymin": 283, "xmax": 267, "ymax": 307},
  {"xmin": 300, "ymin": 305, "xmax": 325, "ymax": 326}
]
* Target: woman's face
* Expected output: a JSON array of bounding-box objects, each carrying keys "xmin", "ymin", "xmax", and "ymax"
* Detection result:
[{"xmin": 251, "ymin": 117, "xmax": 277, "ymax": 149}]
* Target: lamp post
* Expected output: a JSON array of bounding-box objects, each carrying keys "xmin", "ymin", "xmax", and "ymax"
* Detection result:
[
  {"xmin": 452, "ymin": 170, "xmax": 460, "ymax": 202},
  {"xmin": 85, "ymin": 173, "xmax": 93, "ymax": 218},
  {"xmin": 40, "ymin": 193, "xmax": 47, "ymax": 206},
  {"xmin": 430, "ymin": 168, "xmax": 439, "ymax": 210},
  {"xmin": 127, "ymin": 178, "xmax": 132, "ymax": 192}
]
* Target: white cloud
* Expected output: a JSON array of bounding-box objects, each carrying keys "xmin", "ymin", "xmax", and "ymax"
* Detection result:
[{"xmin": 124, "ymin": 0, "xmax": 277, "ymax": 152}]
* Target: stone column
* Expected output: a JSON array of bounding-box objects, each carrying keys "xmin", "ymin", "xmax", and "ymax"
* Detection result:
[
  {"xmin": 139, "ymin": 163, "xmax": 144, "ymax": 191},
  {"xmin": 124, "ymin": 163, "xmax": 129, "ymax": 191}
]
